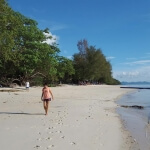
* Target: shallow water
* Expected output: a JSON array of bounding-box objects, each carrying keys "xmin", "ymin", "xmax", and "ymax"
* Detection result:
[
  {"xmin": 118, "ymin": 86, "xmax": 150, "ymax": 116},
  {"xmin": 117, "ymin": 86, "xmax": 150, "ymax": 150}
]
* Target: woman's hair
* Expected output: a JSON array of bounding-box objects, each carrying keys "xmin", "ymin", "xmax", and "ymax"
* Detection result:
[{"xmin": 44, "ymin": 83, "xmax": 48, "ymax": 86}]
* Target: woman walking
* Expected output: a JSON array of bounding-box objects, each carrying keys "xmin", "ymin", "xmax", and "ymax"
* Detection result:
[{"xmin": 41, "ymin": 83, "xmax": 54, "ymax": 115}]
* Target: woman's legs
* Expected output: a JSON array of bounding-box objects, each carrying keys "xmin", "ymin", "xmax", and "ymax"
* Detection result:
[
  {"xmin": 43, "ymin": 101, "xmax": 50, "ymax": 115},
  {"xmin": 45, "ymin": 101, "xmax": 49, "ymax": 115},
  {"xmin": 43, "ymin": 101, "xmax": 46, "ymax": 114}
]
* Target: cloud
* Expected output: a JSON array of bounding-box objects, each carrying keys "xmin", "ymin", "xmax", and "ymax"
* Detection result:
[
  {"xmin": 132, "ymin": 60, "xmax": 150, "ymax": 65},
  {"xmin": 115, "ymin": 71, "xmax": 140, "ymax": 79},
  {"xmin": 43, "ymin": 32, "xmax": 59, "ymax": 45},
  {"xmin": 106, "ymin": 56, "xmax": 115, "ymax": 60},
  {"xmin": 50, "ymin": 24, "xmax": 68, "ymax": 31},
  {"xmin": 38, "ymin": 19, "xmax": 68, "ymax": 32},
  {"xmin": 123, "ymin": 59, "xmax": 150, "ymax": 65},
  {"xmin": 113, "ymin": 66, "xmax": 150, "ymax": 82},
  {"xmin": 126, "ymin": 57, "xmax": 136, "ymax": 60},
  {"xmin": 145, "ymin": 52, "xmax": 150, "ymax": 55},
  {"xmin": 122, "ymin": 71, "xmax": 139, "ymax": 76}
]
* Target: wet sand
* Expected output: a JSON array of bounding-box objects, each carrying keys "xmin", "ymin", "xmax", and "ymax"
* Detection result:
[{"xmin": 117, "ymin": 106, "xmax": 150, "ymax": 150}]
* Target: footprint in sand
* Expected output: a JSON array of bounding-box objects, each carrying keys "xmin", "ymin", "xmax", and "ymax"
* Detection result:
[
  {"xmin": 49, "ymin": 131, "xmax": 54, "ymax": 134},
  {"xmin": 56, "ymin": 130, "xmax": 62, "ymax": 133},
  {"xmin": 70, "ymin": 142, "xmax": 76, "ymax": 145},
  {"xmin": 45, "ymin": 137, "xmax": 52, "ymax": 140},
  {"xmin": 56, "ymin": 122, "xmax": 63, "ymax": 125},
  {"xmin": 47, "ymin": 145, "xmax": 54, "ymax": 149},
  {"xmin": 34, "ymin": 145, "xmax": 41, "ymax": 148},
  {"xmin": 60, "ymin": 136, "xmax": 65, "ymax": 139},
  {"xmin": 37, "ymin": 138, "xmax": 42, "ymax": 141},
  {"xmin": 46, "ymin": 127, "xmax": 53, "ymax": 130}
]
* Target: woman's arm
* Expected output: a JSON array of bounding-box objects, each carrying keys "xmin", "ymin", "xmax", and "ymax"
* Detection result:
[
  {"xmin": 41, "ymin": 89, "xmax": 44, "ymax": 100},
  {"xmin": 49, "ymin": 88, "xmax": 54, "ymax": 100}
]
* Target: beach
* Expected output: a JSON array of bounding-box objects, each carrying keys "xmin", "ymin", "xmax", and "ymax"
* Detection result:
[{"xmin": 0, "ymin": 85, "xmax": 138, "ymax": 150}]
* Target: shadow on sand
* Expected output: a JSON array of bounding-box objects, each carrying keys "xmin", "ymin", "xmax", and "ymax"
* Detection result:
[
  {"xmin": 0, "ymin": 112, "xmax": 44, "ymax": 115},
  {"xmin": 0, "ymin": 87, "xmax": 28, "ymax": 92}
]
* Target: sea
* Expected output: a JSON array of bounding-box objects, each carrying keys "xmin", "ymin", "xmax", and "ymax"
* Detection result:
[{"xmin": 117, "ymin": 84, "xmax": 150, "ymax": 149}]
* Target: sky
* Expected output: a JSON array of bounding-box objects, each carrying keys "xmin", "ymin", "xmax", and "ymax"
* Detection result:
[{"xmin": 8, "ymin": 0, "xmax": 150, "ymax": 82}]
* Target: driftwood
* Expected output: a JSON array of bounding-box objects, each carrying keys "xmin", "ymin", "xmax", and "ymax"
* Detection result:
[
  {"xmin": 121, "ymin": 105, "xmax": 144, "ymax": 109},
  {"xmin": 30, "ymin": 72, "xmax": 46, "ymax": 78}
]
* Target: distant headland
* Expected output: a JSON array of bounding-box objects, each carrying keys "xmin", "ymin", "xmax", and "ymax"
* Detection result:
[{"xmin": 121, "ymin": 81, "xmax": 150, "ymax": 85}]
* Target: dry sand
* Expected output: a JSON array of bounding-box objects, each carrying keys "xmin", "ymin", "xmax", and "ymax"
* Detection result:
[{"xmin": 0, "ymin": 85, "xmax": 138, "ymax": 150}]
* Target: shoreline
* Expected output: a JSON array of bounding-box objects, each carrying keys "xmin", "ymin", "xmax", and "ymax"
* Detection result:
[
  {"xmin": 117, "ymin": 107, "xmax": 150, "ymax": 150},
  {"xmin": 0, "ymin": 85, "xmax": 138, "ymax": 150},
  {"xmin": 117, "ymin": 90, "xmax": 150, "ymax": 150}
]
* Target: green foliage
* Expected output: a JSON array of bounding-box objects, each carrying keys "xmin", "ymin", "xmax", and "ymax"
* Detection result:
[
  {"xmin": 73, "ymin": 39, "xmax": 120, "ymax": 85},
  {"xmin": 0, "ymin": 0, "xmax": 75, "ymax": 86},
  {"xmin": 56, "ymin": 56, "xmax": 75, "ymax": 83}
]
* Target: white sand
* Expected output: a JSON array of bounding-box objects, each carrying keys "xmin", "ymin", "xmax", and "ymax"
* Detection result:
[{"xmin": 0, "ymin": 85, "xmax": 137, "ymax": 150}]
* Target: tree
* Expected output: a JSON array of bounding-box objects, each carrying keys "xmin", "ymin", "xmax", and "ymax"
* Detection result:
[
  {"xmin": 77, "ymin": 39, "xmax": 88, "ymax": 56},
  {"xmin": 0, "ymin": 0, "xmax": 22, "ymax": 85},
  {"xmin": 56, "ymin": 56, "xmax": 75, "ymax": 83},
  {"xmin": 0, "ymin": 0, "xmax": 59, "ymax": 86},
  {"xmin": 73, "ymin": 39, "xmax": 120, "ymax": 84}
]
